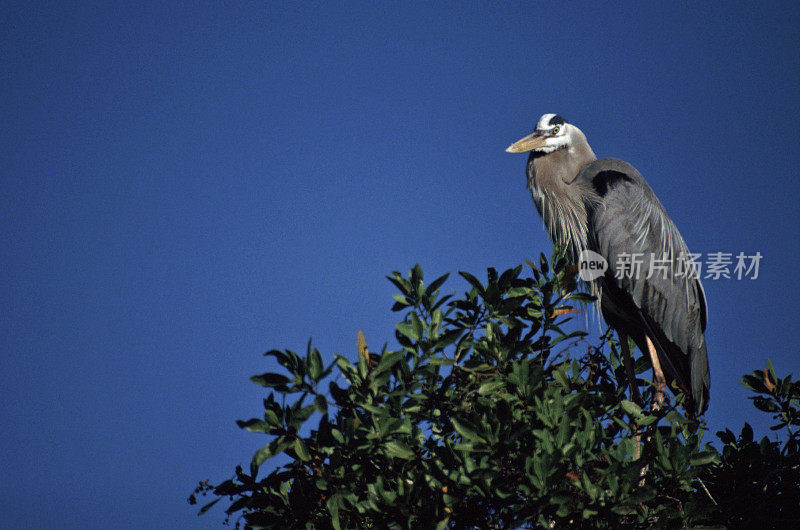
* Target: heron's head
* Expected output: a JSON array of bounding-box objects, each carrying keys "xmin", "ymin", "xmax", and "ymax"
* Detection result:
[{"xmin": 506, "ymin": 113, "xmax": 573, "ymax": 155}]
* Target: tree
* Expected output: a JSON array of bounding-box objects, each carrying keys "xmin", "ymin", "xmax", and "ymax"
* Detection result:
[{"xmin": 190, "ymin": 248, "xmax": 799, "ymax": 528}]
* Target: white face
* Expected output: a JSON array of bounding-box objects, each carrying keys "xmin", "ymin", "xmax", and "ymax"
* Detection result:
[{"xmin": 534, "ymin": 113, "xmax": 570, "ymax": 153}]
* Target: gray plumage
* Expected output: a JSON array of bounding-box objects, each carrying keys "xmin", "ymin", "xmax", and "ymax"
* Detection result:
[{"xmin": 508, "ymin": 114, "xmax": 710, "ymax": 415}]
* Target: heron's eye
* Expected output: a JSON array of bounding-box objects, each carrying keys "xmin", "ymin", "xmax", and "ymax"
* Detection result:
[{"xmin": 551, "ymin": 126, "xmax": 560, "ymax": 135}]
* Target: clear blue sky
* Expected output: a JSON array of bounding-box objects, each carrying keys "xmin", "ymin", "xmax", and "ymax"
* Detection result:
[{"xmin": 2, "ymin": 2, "xmax": 798, "ymax": 527}]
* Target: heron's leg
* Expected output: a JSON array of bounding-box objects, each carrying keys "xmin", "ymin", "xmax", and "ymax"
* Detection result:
[
  {"xmin": 645, "ymin": 336, "xmax": 666, "ymax": 410},
  {"xmin": 634, "ymin": 337, "xmax": 667, "ymax": 485}
]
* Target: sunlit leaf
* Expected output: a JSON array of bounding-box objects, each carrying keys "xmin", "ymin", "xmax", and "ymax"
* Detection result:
[{"xmin": 250, "ymin": 373, "xmax": 290, "ymax": 390}]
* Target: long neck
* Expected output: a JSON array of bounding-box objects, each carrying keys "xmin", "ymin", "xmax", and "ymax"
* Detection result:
[{"xmin": 526, "ymin": 129, "xmax": 598, "ymax": 262}]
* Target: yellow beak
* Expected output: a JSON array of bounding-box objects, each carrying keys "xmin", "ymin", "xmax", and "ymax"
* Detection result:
[{"xmin": 505, "ymin": 132, "xmax": 547, "ymax": 153}]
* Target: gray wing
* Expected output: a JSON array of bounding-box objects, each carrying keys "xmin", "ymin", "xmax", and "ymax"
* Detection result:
[{"xmin": 578, "ymin": 158, "xmax": 710, "ymax": 414}]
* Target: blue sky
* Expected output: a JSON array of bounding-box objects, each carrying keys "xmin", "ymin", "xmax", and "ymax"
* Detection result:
[{"xmin": 2, "ymin": 2, "xmax": 798, "ymax": 527}]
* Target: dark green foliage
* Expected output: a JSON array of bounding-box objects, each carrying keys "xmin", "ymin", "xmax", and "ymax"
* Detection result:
[
  {"xmin": 190, "ymin": 249, "xmax": 799, "ymax": 528},
  {"xmin": 702, "ymin": 364, "xmax": 800, "ymax": 528}
]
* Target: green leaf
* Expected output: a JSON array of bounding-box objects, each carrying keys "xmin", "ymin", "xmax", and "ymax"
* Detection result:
[
  {"xmin": 331, "ymin": 429, "xmax": 344, "ymax": 443},
  {"xmin": 361, "ymin": 403, "xmax": 384, "ymax": 414},
  {"xmin": 198, "ymin": 497, "xmax": 221, "ymax": 515},
  {"xmin": 411, "ymin": 263, "xmax": 423, "ymax": 285},
  {"xmin": 478, "ymin": 379, "xmax": 505, "ymax": 395},
  {"xmin": 293, "ymin": 438, "xmax": 311, "ymax": 461},
  {"xmin": 553, "ymin": 368, "xmax": 570, "ymax": 388},
  {"xmin": 426, "ymin": 357, "xmax": 456, "ymax": 366},
  {"xmin": 396, "ymin": 321, "xmax": 419, "ymax": 341},
  {"xmin": 620, "ymin": 400, "xmax": 643, "ymax": 419},
  {"xmin": 308, "ymin": 347, "xmax": 323, "ymax": 381},
  {"xmin": 327, "ymin": 492, "xmax": 343, "ymax": 530},
  {"xmin": 498, "ymin": 266, "xmax": 521, "ymax": 290},
  {"xmin": 384, "ymin": 440, "xmax": 415, "ymax": 460},
  {"xmin": 264, "ymin": 349, "xmax": 289, "ymax": 368},
  {"xmin": 753, "ymin": 396, "xmax": 780, "ymax": 413},
  {"xmin": 250, "ymin": 373, "xmax": 290, "ymax": 390},
  {"xmin": 430, "ymin": 308, "xmax": 443, "ymax": 332},
  {"xmin": 539, "ymin": 252, "xmax": 549, "ymax": 274},
  {"xmin": 434, "ymin": 329, "xmax": 462, "ymax": 350},
  {"xmin": 410, "ymin": 311, "xmax": 424, "ymax": 341},
  {"xmin": 329, "ymin": 381, "xmax": 350, "ymax": 405},
  {"xmin": 637, "ymin": 414, "xmax": 658, "ymax": 426},
  {"xmin": 741, "ymin": 422, "xmax": 753, "ymax": 442},
  {"xmin": 334, "ymin": 354, "xmax": 354, "ymax": 374},
  {"xmin": 451, "ymin": 418, "xmax": 485, "ymax": 443},
  {"xmin": 458, "ymin": 271, "xmax": 485, "ymax": 295},
  {"xmin": 741, "ymin": 373, "xmax": 764, "ymax": 392},
  {"xmin": 392, "ymin": 293, "xmax": 411, "ymax": 306},
  {"xmin": 386, "ymin": 274, "xmax": 411, "ymax": 296},
  {"xmin": 251, "ymin": 435, "xmax": 291, "ymax": 469},
  {"xmin": 236, "ymin": 418, "xmax": 269, "ymax": 433},
  {"xmin": 506, "ymin": 286, "xmax": 532, "ymax": 298},
  {"xmin": 766, "ymin": 358, "xmax": 777, "ymax": 385},
  {"xmin": 264, "ymin": 408, "xmax": 281, "ymax": 427},
  {"xmin": 568, "ymin": 292, "xmax": 596, "ymax": 304},
  {"xmin": 314, "ymin": 394, "xmax": 328, "ymax": 413},
  {"xmin": 690, "ymin": 449, "xmax": 718, "ymax": 466},
  {"xmin": 425, "ymin": 272, "xmax": 450, "ymax": 297},
  {"xmin": 453, "ymin": 442, "xmax": 489, "ymax": 453},
  {"xmin": 287, "ymin": 403, "xmax": 316, "ymax": 429},
  {"xmin": 374, "ymin": 349, "xmax": 404, "ymax": 376}
]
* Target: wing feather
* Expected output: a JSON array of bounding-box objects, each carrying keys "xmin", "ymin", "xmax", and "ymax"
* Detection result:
[{"xmin": 578, "ymin": 158, "xmax": 710, "ymax": 413}]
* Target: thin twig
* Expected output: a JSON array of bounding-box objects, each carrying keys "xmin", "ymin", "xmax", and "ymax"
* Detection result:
[{"xmin": 695, "ymin": 477, "xmax": 718, "ymax": 505}]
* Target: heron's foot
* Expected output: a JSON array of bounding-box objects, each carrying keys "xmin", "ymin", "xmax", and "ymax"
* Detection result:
[{"xmin": 652, "ymin": 386, "xmax": 666, "ymax": 411}]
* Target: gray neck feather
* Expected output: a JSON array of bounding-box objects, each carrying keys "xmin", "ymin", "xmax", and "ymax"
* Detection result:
[{"xmin": 527, "ymin": 126, "xmax": 598, "ymax": 261}]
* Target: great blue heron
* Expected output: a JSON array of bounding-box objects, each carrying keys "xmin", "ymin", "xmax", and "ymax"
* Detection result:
[{"xmin": 506, "ymin": 114, "xmax": 710, "ymax": 416}]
